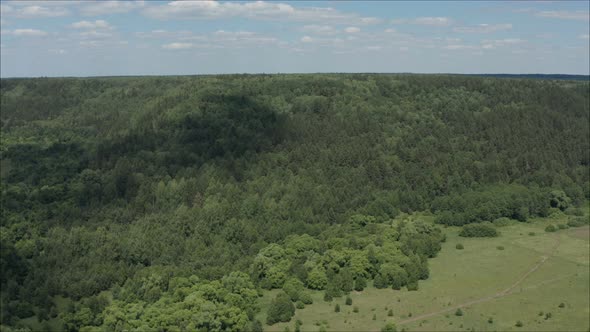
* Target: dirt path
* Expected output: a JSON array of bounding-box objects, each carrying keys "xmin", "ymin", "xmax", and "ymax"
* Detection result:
[{"xmin": 399, "ymin": 235, "xmax": 562, "ymax": 325}]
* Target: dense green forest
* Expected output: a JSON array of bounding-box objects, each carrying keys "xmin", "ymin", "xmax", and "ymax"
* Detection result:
[{"xmin": 0, "ymin": 74, "xmax": 588, "ymax": 331}]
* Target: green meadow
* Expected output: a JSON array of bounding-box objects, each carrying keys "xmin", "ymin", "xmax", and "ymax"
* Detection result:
[{"xmin": 258, "ymin": 216, "xmax": 590, "ymax": 332}]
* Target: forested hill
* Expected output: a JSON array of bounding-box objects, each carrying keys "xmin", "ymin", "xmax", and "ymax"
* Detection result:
[{"xmin": 1, "ymin": 74, "xmax": 589, "ymax": 331}]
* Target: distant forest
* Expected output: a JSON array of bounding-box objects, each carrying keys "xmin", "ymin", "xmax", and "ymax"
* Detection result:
[{"xmin": 1, "ymin": 74, "xmax": 588, "ymax": 331}]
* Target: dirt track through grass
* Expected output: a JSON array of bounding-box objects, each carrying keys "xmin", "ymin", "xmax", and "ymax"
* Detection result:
[{"xmin": 399, "ymin": 235, "xmax": 562, "ymax": 325}]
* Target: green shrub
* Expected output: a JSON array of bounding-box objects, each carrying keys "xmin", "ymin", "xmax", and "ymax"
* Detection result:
[
  {"xmin": 496, "ymin": 246, "xmax": 505, "ymax": 250},
  {"xmin": 406, "ymin": 281, "xmax": 418, "ymax": 291},
  {"xmin": 353, "ymin": 306, "xmax": 359, "ymax": 313},
  {"xmin": 372, "ymin": 313, "xmax": 377, "ymax": 320},
  {"xmin": 323, "ymin": 292, "xmax": 333, "ymax": 302},
  {"xmin": 299, "ymin": 292, "xmax": 313, "ymax": 304},
  {"xmin": 456, "ymin": 243, "xmax": 464, "ymax": 250},
  {"xmin": 335, "ymin": 304, "xmax": 340, "ymax": 312},
  {"xmin": 381, "ymin": 322, "xmax": 397, "ymax": 332},
  {"xmin": 488, "ymin": 317, "xmax": 493, "ymax": 324},
  {"xmin": 545, "ymin": 225, "xmax": 557, "ymax": 232},
  {"xmin": 345, "ymin": 296, "xmax": 352, "ymax": 305},
  {"xmin": 388, "ymin": 309, "xmax": 394, "ymax": 317},
  {"xmin": 544, "ymin": 312, "xmax": 552, "ymax": 320},
  {"xmin": 459, "ymin": 223, "xmax": 498, "ymax": 237},
  {"xmin": 567, "ymin": 216, "xmax": 589, "ymax": 227},
  {"xmin": 515, "ymin": 321, "xmax": 523, "ymax": 327},
  {"xmin": 564, "ymin": 207, "xmax": 584, "ymax": 216},
  {"xmin": 455, "ymin": 308, "xmax": 463, "ymax": 316},
  {"xmin": 557, "ymin": 224, "xmax": 568, "ymax": 230},
  {"xmin": 354, "ymin": 276, "xmax": 367, "ymax": 291},
  {"xmin": 295, "ymin": 301, "xmax": 305, "ymax": 309},
  {"xmin": 558, "ymin": 302, "xmax": 565, "ymax": 308},
  {"xmin": 538, "ymin": 311, "xmax": 543, "ymax": 316},
  {"xmin": 528, "ymin": 232, "xmax": 535, "ymax": 236},
  {"xmin": 493, "ymin": 217, "xmax": 513, "ymax": 227},
  {"xmin": 267, "ymin": 292, "xmax": 296, "ymax": 325}
]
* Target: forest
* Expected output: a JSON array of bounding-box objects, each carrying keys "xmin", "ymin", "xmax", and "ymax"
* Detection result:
[{"xmin": 0, "ymin": 74, "xmax": 589, "ymax": 331}]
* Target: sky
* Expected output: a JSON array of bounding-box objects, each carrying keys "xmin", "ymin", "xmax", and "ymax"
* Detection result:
[{"xmin": 0, "ymin": 0, "xmax": 589, "ymax": 77}]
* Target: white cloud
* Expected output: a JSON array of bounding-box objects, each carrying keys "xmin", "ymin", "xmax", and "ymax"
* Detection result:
[
  {"xmin": 579, "ymin": 34, "xmax": 590, "ymax": 40},
  {"xmin": 78, "ymin": 30, "xmax": 113, "ymax": 39},
  {"xmin": 0, "ymin": 4, "xmax": 70, "ymax": 18},
  {"xmin": 79, "ymin": 1, "xmax": 145, "ymax": 16},
  {"xmin": 142, "ymin": 1, "xmax": 381, "ymax": 25},
  {"xmin": 49, "ymin": 49, "xmax": 67, "ymax": 54},
  {"xmin": 162, "ymin": 42, "xmax": 194, "ymax": 50},
  {"xmin": 344, "ymin": 27, "xmax": 360, "ymax": 33},
  {"xmin": 384, "ymin": 28, "xmax": 396, "ymax": 33},
  {"xmin": 392, "ymin": 17, "xmax": 453, "ymax": 26},
  {"xmin": 70, "ymin": 20, "xmax": 112, "ymax": 29},
  {"xmin": 453, "ymin": 23, "xmax": 512, "ymax": 33},
  {"xmin": 399, "ymin": 46, "xmax": 409, "ymax": 51},
  {"xmin": 366, "ymin": 45, "xmax": 382, "ymax": 51},
  {"xmin": 443, "ymin": 44, "xmax": 477, "ymax": 50},
  {"xmin": 301, "ymin": 25, "xmax": 337, "ymax": 35},
  {"xmin": 2, "ymin": 29, "xmax": 48, "ymax": 37},
  {"xmin": 536, "ymin": 10, "xmax": 589, "ymax": 21},
  {"xmin": 80, "ymin": 40, "xmax": 128, "ymax": 48},
  {"xmin": 301, "ymin": 36, "xmax": 313, "ymax": 43}
]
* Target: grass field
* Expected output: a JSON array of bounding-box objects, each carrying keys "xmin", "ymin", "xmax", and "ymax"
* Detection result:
[{"xmin": 257, "ymin": 215, "xmax": 590, "ymax": 332}]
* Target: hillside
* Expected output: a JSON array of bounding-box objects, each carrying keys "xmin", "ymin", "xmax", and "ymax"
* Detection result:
[{"xmin": 1, "ymin": 74, "xmax": 589, "ymax": 331}]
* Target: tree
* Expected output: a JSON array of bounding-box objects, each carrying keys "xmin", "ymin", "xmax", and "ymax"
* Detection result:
[
  {"xmin": 267, "ymin": 292, "xmax": 296, "ymax": 325},
  {"xmin": 354, "ymin": 276, "xmax": 367, "ymax": 291},
  {"xmin": 373, "ymin": 274, "xmax": 387, "ymax": 289},
  {"xmin": 306, "ymin": 267, "xmax": 328, "ymax": 290},
  {"xmin": 549, "ymin": 190, "xmax": 570, "ymax": 211},
  {"xmin": 455, "ymin": 308, "xmax": 463, "ymax": 316},
  {"xmin": 345, "ymin": 296, "xmax": 352, "ymax": 305},
  {"xmin": 335, "ymin": 304, "xmax": 340, "ymax": 312},
  {"xmin": 283, "ymin": 278, "xmax": 305, "ymax": 302}
]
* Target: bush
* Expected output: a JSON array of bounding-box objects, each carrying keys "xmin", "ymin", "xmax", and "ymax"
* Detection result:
[
  {"xmin": 565, "ymin": 208, "xmax": 584, "ymax": 216},
  {"xmin": 323, "ymin": 292, "xmax": 333, "ymax": 302},
  {"xmin": 493, "ymin": 217, "xmax": 513, "ymax": 227},
  {"xmin": 299, "ymin": 292, "xmax": 313, "ymax": 304},
  {"xmin": 353, "ymin": 306, "xmax": 359, "ymax": 313},
  {"xmin": 567, "ymin": 216, "xmax": 589, "ymax": 227},
  {"xmin": 528, "ymin": 232, "xmax": 535, "ymax": 236},
  {"xmin": 295, "ymin": 301, "xmax": 305, "ymax": 309},
  {"xmin": 538, "ymin": 311, "xmax": 543, "ymax": 316},
  {"xmin": 496, "ymin": 246, "xmax": 505, "ymax": 250},
  {"xmin": 544, "ymin": 312, "xmax": 552, "ymax": 320},
  {"xmin": 488, "ymin": 317, "xmax": 493, "ymax": 324},
  {"xmin": 515, "ymin": 321, "xmax": 523, "ymax": 327},
  {"xmin": 373, "ymin": 274, "xmax": 388, "ymax": 289},
  {"xmin": 557, "ymin": 224, "xmax": 568, "ymax": 230},
  {"xmin": 558, "ymin": 302, "xmax": 565, "ymax": 308},
  {"xmin": 406, "ymin": 281, "xmax": 418, "ymax": 291},
  {"xmin": 388, "ymin": 309, "xmax": 394, "ymax": 317},
  {"xmin": 459, "ymin": 223, "xmax": 498, "ymax": 237},
  {"xmin": 345, "ymin": 296, "xmax": 352, "ymax": 305},
  {"xmin": 455, "ymin": 243, "xmax": 464, "ymax": 250},
  {"xmin": 267, "ymin": 292, "xmax": 296, "ymax": 325},
  {"xmin": 545, "ymin": 225, "xmax": 557, "ymax": 232},
  {"xmin": 381, "ymin": 322, "xmax": 397, "ymax": 332},
  {"xmin": 372, "ymin": 313, "xmax": 376, "ymax": 320},
  {"xmin": 335, "ymin": 304, "xmax": 340, "ymax": 312},
  {"xmin": 354, "ymin": 276, "xmax": 367, "ymax": 291},
  {"xmin": 455, "ymin": 308, "xmax": 463, "ymax": 316}
]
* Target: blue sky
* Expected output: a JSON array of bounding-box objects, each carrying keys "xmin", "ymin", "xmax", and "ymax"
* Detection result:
[{"xmin": 1, "ymin": 0, "xmax": 588, "ymax": 77}]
